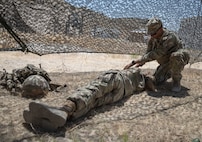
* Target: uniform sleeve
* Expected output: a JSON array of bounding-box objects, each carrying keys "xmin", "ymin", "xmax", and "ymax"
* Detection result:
[{"xmin": 140, "ymin": 34, "xmax": 177, "ymax": 62}]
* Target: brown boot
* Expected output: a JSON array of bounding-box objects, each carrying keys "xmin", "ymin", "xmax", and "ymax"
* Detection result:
[
  {"xmin": 172, "ymin": 79, "xmax": 181, "ymax": 92},
  {"xmin": 145, "ymin": 75, "xmax": 156, "ymax": 92},
  {"xmin": 23, "ymin": 102, "xmax": 68, "ymax": 132},
  {"xmin": 62, "ymin": 100, "xmax": 76, "ymax": 116}
]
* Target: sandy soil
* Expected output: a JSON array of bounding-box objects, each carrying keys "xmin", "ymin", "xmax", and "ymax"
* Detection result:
[
  {"xmin": 0, "ymin": 51, "xmax": 202, "ymax": 73},
  {"xmin": 0, "ymin": 51, "xmax": 202, "ymax": 142}
]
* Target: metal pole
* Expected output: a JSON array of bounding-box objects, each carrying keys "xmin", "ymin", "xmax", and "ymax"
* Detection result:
[{"xmin": 0, "ymin": 14, "xmax": 28, "ymax": 52}]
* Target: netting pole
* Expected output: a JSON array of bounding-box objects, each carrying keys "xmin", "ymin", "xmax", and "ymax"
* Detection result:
[{"xmin": 0, "ymin": 14, "xmax": 28, "ymax": 52}]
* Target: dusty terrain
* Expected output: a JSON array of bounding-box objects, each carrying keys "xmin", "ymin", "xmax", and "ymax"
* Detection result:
[
  {"xmin": 0, "ymin": 51, "xmax": 202, "ymax": 142},
  {"xmin": 0, "ymin": 51, "xmax": 201, "ymax": 73}
]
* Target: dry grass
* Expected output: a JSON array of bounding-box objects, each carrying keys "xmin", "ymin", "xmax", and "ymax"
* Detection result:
[{"xmin": 0, "ymin": 69, "xmax": 202, "ymax": 142}]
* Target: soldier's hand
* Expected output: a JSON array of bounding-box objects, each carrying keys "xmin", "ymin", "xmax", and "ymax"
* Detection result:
[
  {"xmin": 124, "ymin": 60, "xmax": 145, "ymax": 69},
  {"xmin": 135, "ymin": 62, "xmax": 145, "ymax": 67},
  {"xmin": 133, "ymin": 59, "xmax": 145, "ymax": 67},
  {"xmin": 123, "ymin": 60, "xmax": 136, "ymax": 70},
  {"xmin": 123, "ymin": 64, "xmax": 132, "ymax": 70}
]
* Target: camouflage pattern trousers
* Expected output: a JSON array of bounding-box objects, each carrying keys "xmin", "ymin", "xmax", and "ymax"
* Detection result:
[
  {"xmin": 65, "ymin": 67, "xmax": 148, "ymax": 120},
  {"xmin": 154, "ymin": 49, "xmax": 190, "ymax": 84}
]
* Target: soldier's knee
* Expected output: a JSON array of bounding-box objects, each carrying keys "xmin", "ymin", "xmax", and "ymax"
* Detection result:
[
  {"xmin": 182, "ymin": 50, "xmax": 190, "ymax": 64},
  {"xmin": 170, "ymin": 52, "xmax": 185, "ymax": 66},
  {"xmin": 170, "ymin": 52, "xmax": 182, "ymax": 60},
  {"xmin": 170, "ymin": 50, "xmax": 190, "ymax": 65}
]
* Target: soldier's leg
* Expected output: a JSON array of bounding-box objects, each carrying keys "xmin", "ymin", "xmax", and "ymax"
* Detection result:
[
  {"xmin": 95, "ymin": 72, "xmax": 125, "ymax": 106},
  {"xmin": 153, "ymin": 63, "xmax": 171, "ymax": 85},
  {"xmin": 64, "ymin": 72, "xmax": 124, "ymax": 119},
  {"xmin": 169, "ymin": 49, "xmax": 190, "ymax": 92}
]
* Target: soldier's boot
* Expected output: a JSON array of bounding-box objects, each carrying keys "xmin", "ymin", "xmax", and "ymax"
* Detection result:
[
  {"xmin": 145, "ymin": 75, "xmax": 157, "ymax": 92},
  {"xmin": 23, "ymin": 102, "xmax": 68, "ymax": 132},
  {"xmin": 23, "ymin": 110, "xmax": 60, "ymax": 132},
  {"xmin": 171, "ymin": 79, "xmax": 181, "ymax": 92}
]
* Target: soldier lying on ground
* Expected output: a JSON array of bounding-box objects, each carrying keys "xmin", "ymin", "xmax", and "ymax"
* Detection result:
[{"xmin": 23, "ymin": 68, "xmax": 155, "ymax": 132}]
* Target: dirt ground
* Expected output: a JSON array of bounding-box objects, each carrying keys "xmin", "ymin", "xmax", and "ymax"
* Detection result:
[{"xmin": 0, "ymin": 51, "xmax": 202, "ymax": 142}]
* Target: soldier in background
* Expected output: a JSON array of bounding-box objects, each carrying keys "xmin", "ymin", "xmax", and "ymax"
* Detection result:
[
  {"xmin": 124, "ymin": 17, "xmax": 190, "ymax": 92},
  {"xmin": 23, "ymin": 68, "xmax": 155, "ymax": 132}
]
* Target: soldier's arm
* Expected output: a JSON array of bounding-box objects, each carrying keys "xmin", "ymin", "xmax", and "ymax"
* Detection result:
[{"xmin": 140, "ymin": 34, "xmax": 177, "ymax": 63}]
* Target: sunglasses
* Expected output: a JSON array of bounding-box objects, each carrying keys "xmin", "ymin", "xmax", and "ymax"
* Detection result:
[
  {"xmin": 151, "ymin": 31, "xmax": 158, "ymax": 36},
  {"xmin": 150, "ymin": 26, "xmax": 162, "ymax": 36}
]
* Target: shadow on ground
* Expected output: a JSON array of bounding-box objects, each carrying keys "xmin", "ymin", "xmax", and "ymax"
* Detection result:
[{"xmin": 147, "ymin": 81, "xmax": 190, "ymax": 98}]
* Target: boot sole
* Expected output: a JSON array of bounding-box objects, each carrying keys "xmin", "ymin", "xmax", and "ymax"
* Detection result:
[
  {"xmin": 23, "ymin": 110, "xmax": 34, "ymax": 123},
  {"xmin": 23, "ymin": 109, "xmax": 59, "ymax": 132},
  {"xmin": 29, "ymin": 102, "xmax": 67, "ymax": 127}
]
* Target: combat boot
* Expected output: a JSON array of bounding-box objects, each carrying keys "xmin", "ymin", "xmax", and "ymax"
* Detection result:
[
  {"xmin": 23, "ymin": 110, "xmax": 62, "ymax": 132},
  {"xmin": 172, "ymin": 79, "xmax": 181, "ymax": 92},
  {"xmin": 23, "ymin": 102, "xmax": 68, "ymax": 132}
]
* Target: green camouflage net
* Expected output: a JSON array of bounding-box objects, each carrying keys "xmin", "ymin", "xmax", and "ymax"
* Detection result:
[{"xmin": 0, "ymin": 0, "xmax": 201, "ymax": 62}]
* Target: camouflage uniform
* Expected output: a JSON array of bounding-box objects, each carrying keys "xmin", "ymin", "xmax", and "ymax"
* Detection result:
[
  {"xmin": 66, "ymin": 68, "xmax": 145, "ymax": 119},
  {"xmin": 23, "ymin": 68, "xmax": 150, "ymax": 131},
  {"xmin": 140, "ymin": 18, "xmax": 190, "ymax": 91}
]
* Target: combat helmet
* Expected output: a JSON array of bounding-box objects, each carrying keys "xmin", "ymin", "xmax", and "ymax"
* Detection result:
[
  {"xmin": 146, "ymin": 17, "xmax": 163, "ymax": 35},
  {"xmin": 22, "ymin": 75, "xmax": 50, "ymax": 98}
]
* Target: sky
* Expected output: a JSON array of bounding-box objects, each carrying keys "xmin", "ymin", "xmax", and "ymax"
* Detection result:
[{"xmin": 65, "ymin": 0, "xmax": 202, "ymax": 31}]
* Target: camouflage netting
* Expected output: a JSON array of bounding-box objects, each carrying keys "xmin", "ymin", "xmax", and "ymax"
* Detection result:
[{"xmin": 0, "ymin": 0, "xmax": 201, "ymax": 62}]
